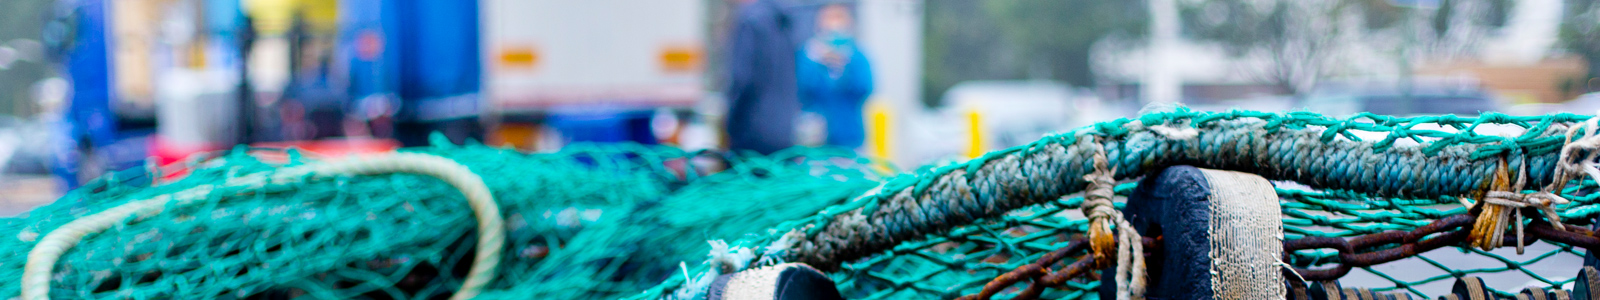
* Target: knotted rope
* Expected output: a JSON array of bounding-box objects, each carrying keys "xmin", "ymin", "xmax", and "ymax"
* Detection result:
[
  {"xmin": 1468, "ymin": 115, "xmax": 1600, "ymax": 253},
  {"xmin": 1560, "ymin": 115, "xmax": 1600, "ymax": 187},
  {"xmin": 1080, "ymin": 139, "xmax": 1146, "ymax": 300},
  {"xmin": 1471, "ymin": 160, "xmax": 1569, "ymax": 254}
]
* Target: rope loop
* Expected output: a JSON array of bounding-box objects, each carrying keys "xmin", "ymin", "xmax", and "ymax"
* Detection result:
[{"xmin": 21, "ymin": 153, "xmax": 505, "ymax": 300}]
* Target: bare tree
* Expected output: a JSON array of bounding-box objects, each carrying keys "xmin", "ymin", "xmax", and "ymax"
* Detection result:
[
  {"xmin": 1424, "ymin": 0, "xmax": 1513, "ymax": 58},
  {"xmin": 1564, "ymin": 0, "xmax": 1600, "ymax": 81},
  {"xmin": 1181, "ymin": 1, "xmax": 1366, "ymax": 94},
  {"xmin": 1255, "ymin": 1, "xmax": 1346, "ymax": 94},
  {"xmin": 1181, "ymin": 0, "xmax": 1511, "ymax": 95}
]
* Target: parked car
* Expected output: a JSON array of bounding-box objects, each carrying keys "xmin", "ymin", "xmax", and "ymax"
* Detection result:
[
  {"xmin": 1305, "ymin": 78, "xmax": 1503, "ymax": 117},
  {"xmin": 1554, "ymin": 92, "xmax": 1600, "ymax": 115}
]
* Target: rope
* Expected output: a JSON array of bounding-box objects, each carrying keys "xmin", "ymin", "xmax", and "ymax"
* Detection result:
[
  {"xmin": 1559, "ymin": 115, "xmax": 1600, "ymax": 190},
  {"xmin": 1113, "ymin": 216, "xmax": 1146, "ymax": 300},
  {"xmin": 20, "ymin": 152, "xmax": 505, "ymax": 300},
  {"xmin": 1080, "ymin": 138, "xmax": 1119, "ymax": 267},
  {"xmin": 1080, "ymin": 139, "xmax": 1145, "ymax": 300},
  {"xmin": 1468, "ymin": 114, "xmax": 1600, "ymax": 253},
  {"xmin": 1472, "ymin": 160, "xmax": 1569, "ymax": 254}
]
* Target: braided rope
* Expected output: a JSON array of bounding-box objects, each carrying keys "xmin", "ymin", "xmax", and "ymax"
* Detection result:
[{"xmin": 20, "ymin": 152, "xmax": 504, "ymax": 300}]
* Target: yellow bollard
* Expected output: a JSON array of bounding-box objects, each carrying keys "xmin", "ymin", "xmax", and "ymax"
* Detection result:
[
  {"xmin": 868, "ymin": 101, "xmax": 892, "ymax": 160},
  {"xmin": 967, "ymin": 108, "xmax": 983, "ymax": 159}
]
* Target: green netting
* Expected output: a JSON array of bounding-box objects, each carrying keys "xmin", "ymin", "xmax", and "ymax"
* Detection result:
[
  {"xmin": 635, "ymin": 109, "xmax": 1600, "ymax": 299},
  {"xmin": 0, "ymin": 135, "xmax": 887, "ymax": 299},
  {"xmin": 6, "ymin": 110, "xmax": 1600, "ymax": 299},
  {"xmin": 806, "ymin": 184, "xmax": 1594, "ymax": 299}
]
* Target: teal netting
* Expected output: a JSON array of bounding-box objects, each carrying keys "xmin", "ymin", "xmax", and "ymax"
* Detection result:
[
  {"xmin": 8, "ymin": 110, "xmax": 1600, "ymax": 299},
  {"xmin": 0, "ymin": 135, "xmax": 887, "ymax": 299},
  {"xmin": 635, "ymin": 109, "xmax": 1600, "ymax": 299}
]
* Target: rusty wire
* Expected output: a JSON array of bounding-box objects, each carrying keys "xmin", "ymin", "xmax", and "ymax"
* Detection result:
[
  {"xmin": 1285, "ymin": 210, "xmax": 1600, "ymax": 282},
  {"xmin": 954, "ymin": 237, "xmax": 1160, "ymax": 300},
  {"xmin": 954, "ymin": 207, "xmax": 1600, "ymax": 300}
]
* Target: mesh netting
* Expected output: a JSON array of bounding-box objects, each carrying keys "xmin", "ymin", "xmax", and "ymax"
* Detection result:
[
  {"xmin": 8, "ymin": 110, "xmax": 1600, "ymax": 299},
  {"xmin": 633, "ymin": 110, "xmax": 1600, "ymax": 299},
  {"xmin": 0, "ymin": 135, "xmax": 887, "ymax": 299},
  {"xmin": 817, "ymin": 184, "xmax": 1593, "ymax": 299}
]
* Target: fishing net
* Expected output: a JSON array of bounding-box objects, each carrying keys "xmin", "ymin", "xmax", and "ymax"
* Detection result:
[
  {"xmin": 633, "ymin": 110, "xmax": 1600, "ymax": 299},
  {"xmin": 0, "ymin": 135, "xmax": 887, "ymax": 299},
  {"xmin": 7, "ymin": 110, "xmax": 1600, "ymax": 299}
]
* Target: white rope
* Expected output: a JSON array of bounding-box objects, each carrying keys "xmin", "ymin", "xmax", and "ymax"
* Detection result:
[
  {"xmin": 1147, "ymin": 124, "xmax": 1198, "ymax": 141},
  {"xmin": 1112, "ymin": 214, "xmax": 1147, "ymax": 300},
  {"xmin": 21, "ymin": 152, "xmax": 504, "ymax": 300},
  {"xmin": 1123, "ymin": 119, "xmax": 1199, "ymax": 141},
  {"xmin": 1560, "ymin": 115, "xmax": 1600, "ymax": 187}
]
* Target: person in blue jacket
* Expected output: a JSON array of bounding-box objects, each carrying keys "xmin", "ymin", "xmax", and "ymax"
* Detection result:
[{"xmin": 797, "ymin": 4, "xmax": 873, "ymax": 149}]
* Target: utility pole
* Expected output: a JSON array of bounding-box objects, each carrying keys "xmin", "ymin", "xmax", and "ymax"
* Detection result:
[{"xmin": 1144, "ymin": 0, "xmax": 1181, "ymax": 104}]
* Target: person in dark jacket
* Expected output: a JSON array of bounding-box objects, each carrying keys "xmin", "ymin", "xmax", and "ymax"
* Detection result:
[
  {"xmin": 724, "ymin": 0, "xmax": 799, "ymax": 154},
  {"xmin": 797, "ymin": 4, "xmax": 873, "ymax": 149}
]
